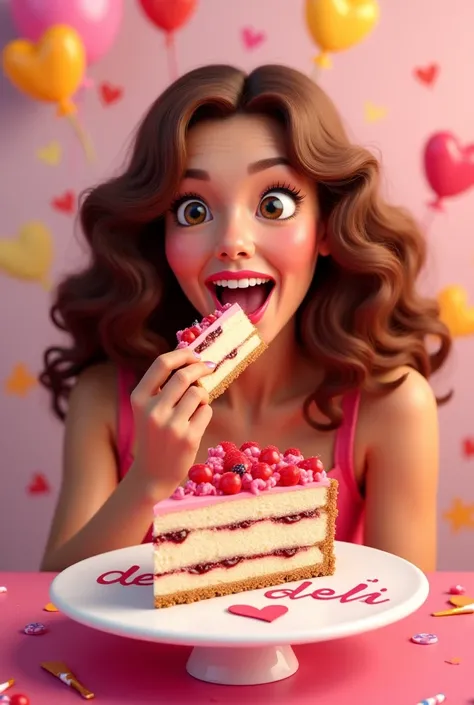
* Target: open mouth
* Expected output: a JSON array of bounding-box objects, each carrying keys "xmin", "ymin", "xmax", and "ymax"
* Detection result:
[{"xmin": 206, "ymin": 275, "xmax": 275, "ymax": 317}]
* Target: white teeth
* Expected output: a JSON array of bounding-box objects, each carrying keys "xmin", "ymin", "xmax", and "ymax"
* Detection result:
[{"xmin": 213, "ymin": 277, "xmax": 271, "ymax": 289}]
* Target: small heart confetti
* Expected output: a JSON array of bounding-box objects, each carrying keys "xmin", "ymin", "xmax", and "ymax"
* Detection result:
[
  {"xmin": 51, "ymin": 191, "xmax": 75, "ymax": 215},
  {"xmin": 27, "ymin": 473, "xmax": 50, "ymax": 495},
  {"xmin": 241, "ymin": 27, "xmax": 266, "ymax": 50},
  {"xmin": 36, "ymin": 141, "xmax": 62, "ymax": 166},
  {"xmin": 414, "ymin": 63, "xmax": 439, "ymax": 87},
  {"xmin": 43, "ymin": 602, "xmax": 59, "ymax": 612},
  {"xmin": 99, "ymin": 81, "xmax": 123, "ymax": 106},
  {"xmin": 462, "ymin": 437, "xmax": 474, "ymax": 458},
  {"xmin": 445, "ymin": 657, "xmax": 461, "ymax": 665},
  {"xmin": 364, "ymin": 102, "xmax": 387, "ymax": 123},
  {"xmin": 228, "ymin": 604, "xmax": 288, "ymax": 622}
]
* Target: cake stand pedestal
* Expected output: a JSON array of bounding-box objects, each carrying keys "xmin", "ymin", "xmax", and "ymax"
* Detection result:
[
  {"xmin": 186, "ymin": 644, "xmax": 298, "ymax": 685},
  {"xmin": 50, "ymin": 542, "xmax": 430, "ymax": 687}
]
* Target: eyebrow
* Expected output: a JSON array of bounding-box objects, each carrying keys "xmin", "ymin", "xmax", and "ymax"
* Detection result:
[{"xmin": 183, "ymin": 156, "xmax": 290, "ymax": 181}]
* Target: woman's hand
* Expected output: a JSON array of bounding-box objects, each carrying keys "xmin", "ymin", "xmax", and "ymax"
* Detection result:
[{"xmin": 129, "ymin": 348, "xmax": 215, "ymax": 496}]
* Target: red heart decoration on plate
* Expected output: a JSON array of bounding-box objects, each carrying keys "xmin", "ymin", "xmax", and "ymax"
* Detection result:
[{"xmin": 228, "ymin": 604, "xmax": 288, "ymax": 622}]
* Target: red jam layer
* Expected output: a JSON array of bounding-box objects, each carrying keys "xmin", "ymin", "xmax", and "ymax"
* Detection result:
[
  {"xmin": 153, "ymin": 509, "xmax": 320, "ymax": 545},
  {"xmin": 154, "ymin": 546, "xmax": 310, "ymax": 577},
  {"xmin": 195, "ymin": 326, "xmax": 223, "ymax": 354}
]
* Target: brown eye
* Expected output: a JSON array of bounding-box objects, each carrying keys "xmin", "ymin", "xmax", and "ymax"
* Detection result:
[
  {"xmin": 257, "ymin": 190, "xmax": 298, "ymax": 221},
  {"xmin": 176, "ymin": 199, "xmax": 211, "ymax": 226}
]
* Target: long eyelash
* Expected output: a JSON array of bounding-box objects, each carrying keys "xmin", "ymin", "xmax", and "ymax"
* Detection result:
[
  {"xmin": 169, "ymin": 191, "xmax": 204, "ymax": 213},
  {"xmin": 260, "ymin": 181, "xmax": 306, "ymax": 203}
]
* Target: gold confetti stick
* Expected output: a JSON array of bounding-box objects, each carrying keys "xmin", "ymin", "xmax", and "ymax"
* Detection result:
[
  {"xmin": 0, "ymin": 678, "xmax": 14, "ymax": 694},
  {"xmin": 432, "ymin": 605, "xmax": 474, "ymax": 617},
  {"xmin": 41, "ymin": 662, "xmax": 94, "ymax": 700},
  {"xmin": 66, "ymin": 113, "xmax": 96, "ymax": 163}
]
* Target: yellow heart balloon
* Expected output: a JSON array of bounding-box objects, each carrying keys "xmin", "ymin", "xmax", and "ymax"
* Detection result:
[
  {"xmin": 2, "ymin": 25, "xmax": 85, "ymax": 116},
  {"xmin": 0, "ymin": 221, "xmax": 54, "ymax": 290},
  {"xmin": 305, "ymin": 0, "xmax": 380, "ymax": 68},
  {"xmin": 438, "ymin": 285, "xmax": 474, "ymax": 338}
]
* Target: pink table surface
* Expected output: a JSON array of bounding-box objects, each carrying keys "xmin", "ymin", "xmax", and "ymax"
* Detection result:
[{"xmin": 0, "ymin": 571, "xmax": 473, "ymax": 705}]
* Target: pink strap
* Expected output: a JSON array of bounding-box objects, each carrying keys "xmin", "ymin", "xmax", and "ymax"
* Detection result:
[
  {"xmin": 334, "ymin": 391, "xmax": 362, "ymax": 501},
  {"xmin": 116, "ymin": 367, "xmax": 136, "ymax": 478}
]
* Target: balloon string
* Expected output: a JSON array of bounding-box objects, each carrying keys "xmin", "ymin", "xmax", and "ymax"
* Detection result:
[
  {"xmin": 66, "ymin": 113, "xmax": 96, "ymax": 163},
  {"xmin": 166, "ymin": 32, "xmax": 178, "ymax": 83},
  {"xmin": 421, "ymin": 205, "xmax": 438, "ymax": 235},
  {"xmin": 310, "ymin": 63, "xmax": 321, "ymax": 83}
]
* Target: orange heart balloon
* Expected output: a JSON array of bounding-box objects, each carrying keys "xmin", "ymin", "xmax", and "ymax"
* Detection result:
[
  {"xmin": 2, "ymin": 25, "xmax": 86, "ymax": 116},
  {"xmin": 305, "ymin": 0, "xmax": 380, "ymax": 68}
]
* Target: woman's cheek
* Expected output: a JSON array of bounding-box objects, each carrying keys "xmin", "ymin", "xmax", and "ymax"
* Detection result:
[{"xmin": 267, "ymin": 220, "xmax": 318, "ymax": 273}]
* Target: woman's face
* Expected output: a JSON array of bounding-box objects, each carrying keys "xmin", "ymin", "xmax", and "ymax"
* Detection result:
[{"xmin": 165, "ymin": 114, "xmax": 325, "ymax": 344}]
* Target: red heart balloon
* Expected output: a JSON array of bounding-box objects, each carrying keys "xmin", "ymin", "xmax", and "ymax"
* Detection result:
[
  {"xmin": 138, "ymin": 0, "xmax": 197, "ymax": 33},
  {"xmin": 424, "ymin": 131, "xmax": 474, "ymax": 209}
]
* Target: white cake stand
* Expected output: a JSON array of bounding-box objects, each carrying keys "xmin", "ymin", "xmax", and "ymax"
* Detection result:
[{"xmin": 50, "ymin": 541, "xmax": 429, "ymax": 687}]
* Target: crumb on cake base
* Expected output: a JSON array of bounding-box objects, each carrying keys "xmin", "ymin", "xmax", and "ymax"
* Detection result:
[
  {"xmin": 204, "ymin": 339, "xmax": 268, "ymax": 402},
  {"xmin": 153, "ymin": 479, "xmax": 338, "ymax": 608}
]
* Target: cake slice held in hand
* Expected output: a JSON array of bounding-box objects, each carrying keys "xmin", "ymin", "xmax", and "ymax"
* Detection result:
[{"xmin": 176, "ymin": 303, "xmax": 267, "ymax": 402}]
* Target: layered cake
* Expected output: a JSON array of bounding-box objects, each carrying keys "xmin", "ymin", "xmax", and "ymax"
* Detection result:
[
  {"xmin": 176, "ymin": 303, "xmax": 267, "ymax": 401},
  {"xmin": 153, "ymin": 442, "xmax": 338, "ymax": 608}
]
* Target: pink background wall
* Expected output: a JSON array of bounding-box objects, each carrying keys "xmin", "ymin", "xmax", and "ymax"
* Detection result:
[{"xmin": 0, "ymin": 0, "xmax": 473, "ymax": 570}]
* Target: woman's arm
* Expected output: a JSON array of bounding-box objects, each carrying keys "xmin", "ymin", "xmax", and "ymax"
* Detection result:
[
  {"xmin": 40, "ymin": 364, "xmax": 173, "ymax": 572},
  {"xmin": 362, "ymin": 367, "xmax": 439, "ymax": 572}
]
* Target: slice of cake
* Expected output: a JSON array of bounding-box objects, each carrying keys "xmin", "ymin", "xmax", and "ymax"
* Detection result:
[
  {"xmin": 176, "ymin": 303, "xmax": 266, "ymax": 401},
  {"xmin": 153, "ymin": 442, "xmax": 338, "ymax": 608}
]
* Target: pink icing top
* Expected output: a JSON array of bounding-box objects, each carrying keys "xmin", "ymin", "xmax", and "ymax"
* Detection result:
[{"xmin": 116, "ymin": 368, "xmax": 365, "ymax": 545}]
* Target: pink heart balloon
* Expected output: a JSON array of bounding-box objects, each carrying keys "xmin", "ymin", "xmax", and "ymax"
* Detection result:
[{"xmin": 424, "ymin": 131, "xmax": 474, "ymax": 209}]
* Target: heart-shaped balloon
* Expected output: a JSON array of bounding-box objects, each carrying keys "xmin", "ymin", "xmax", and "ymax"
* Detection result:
[
  {"xmin": 305, "ymin": 0, "xmax": 380, "ymax": 67},
  {"xmin": 424, "ymin": 131, "xmax": 474, "ymax": 209},
  {"xmin": 0, "ymin": 221, "xmax": 53, "ymax": 289},
  {"xmin": 2, "ymin": 25, "xmax": 86, "ymax": 116}
]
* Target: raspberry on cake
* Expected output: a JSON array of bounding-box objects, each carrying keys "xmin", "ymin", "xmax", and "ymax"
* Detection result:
[
  {"xmin": 176, "ymin": 303, "xmax": 267, "ymax": 401},
  {"xmin": 152, "ymin": 443, "xmax": 338, "ymax": 608}
]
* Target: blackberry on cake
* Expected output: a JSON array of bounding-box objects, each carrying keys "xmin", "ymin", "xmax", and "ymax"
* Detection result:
[
  {"xmin": 152, "ymin": 442, "xmax": 338, "ymax": 608},
  {"xmin": 176, "ymin": 303, "xmax": 267, "ymax": 402}
]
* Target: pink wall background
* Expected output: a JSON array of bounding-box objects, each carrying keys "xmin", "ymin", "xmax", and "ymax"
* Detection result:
[{"xmin": 0, "ymin": 0, "xmax": 473, "ymax": 570}]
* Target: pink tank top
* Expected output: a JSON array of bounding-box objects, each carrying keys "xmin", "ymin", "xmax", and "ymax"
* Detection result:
[{"xmin": 116, "ymin": 368, "xmax": 365, "ymax": 545}]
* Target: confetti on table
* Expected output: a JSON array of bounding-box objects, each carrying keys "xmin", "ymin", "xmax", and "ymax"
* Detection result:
[
  {"xmin": 0, "ymin": 680, "xmax": 14, "ymax": 694},
  {"xmin": 448, "ymin": 584, "xmax": 465, "ymax": 595},
  {"xmin": 241, "ymin": 27, "xmax": 266, "ymax": 50},
  {"xmin": 415, "ymin": 695, "xmax": 445, "ymax": 705},
  {"xmin": 36, "ymin": 141, "xmax": 62, "ymax": 166},
  {"xmin": 24, "ymin": 622, "xmax": 47, "ymax": 635},
  {"xmin": 443, "ymin": 497, "xmax": 474, "ymax": 533},
  {"xmin": 411, "ymin": 632, "xmax": 438, "ymax": 645},
  {"xmin": 413, "ymin": 63, "xmax": 439, "ymax": 87},
  {"xmin": 43, "ymin": 602, "xmax": 59, "ymax": 613},
  {"xmin": 364, "ymin": 101, "xmax": 387, "ymax": 123},
  {"xmin": 0, "ymin": 587, "xmax": 7, "ymax": 593},
  {"xmin": 0, "ymin": 695, "xmax": 11, "ymax": 703},
  {"xmin": 27, "ymin": 473, "xmax": 50, "ymax": 496},
  {"xmin": 41, "ymin": 661, "xmax": 95, "ymax": 700},
  {"xmin": 9, "ymin": 694, "xmax": 31, "ymax": 705},
  {"xmin": 51, "ymin": 191, "xmax": 76, "ymax": 215},
  {"xmin": 4, "ymin": 364, "xmax": 37, "ymax": 397},
  {"xmin": 445, "ymin": 657, "xmax": 461, "ymax": 665},
  {"xmin": 99, "ymin": 81, "xmax": 123, "ymax": 106}
]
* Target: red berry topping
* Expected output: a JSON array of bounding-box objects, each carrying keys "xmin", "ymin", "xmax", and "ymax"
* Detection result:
[
  {"xmin": 181, "ymin": 329, "xmax": 196, "ymax": 344},
  {"xmin": 223, "ymin": 450, "xmax": 251, "ymax": 473},
  {"xmin": 220, "ymin": 471, "xmax": 242, "ymax": 495},
  {"xmin": 278, "ymin": 464, "xmax": 301, "ymax": 486},
  {"xmin": 259, "ymin": 445, "xmax": 281, "ymax": 466},
  {"xmin": 205, "ymin": 313, "xmax": 217, "ymax": 324},
  {"xmin": 284, "ymin": 447, "xmax": 302, "ymax": 457},
  {"xmin": 297, "ymin": 456, "xmax": 324, "ymax": 473},
  {"xmin": 10, "ymin": 696, "xmax": 31, "ymax": 705},
  {"xmin": 240, "ymin": 441, "xmax": 260, "ymax": 452},
  {"xmin": 220, "ymin": 441, "xmax": 238, "ymax": 454},
  {"xmin": 188, "ymin": 464, "xmax": 213, "ymax": 484},
  {"xmin": 189, "ymin": 325, "xmax": 201, "ymax": 336},
  {"xmin": 251, "ymin": 462, "xmax": 273, "ymax": 481}
]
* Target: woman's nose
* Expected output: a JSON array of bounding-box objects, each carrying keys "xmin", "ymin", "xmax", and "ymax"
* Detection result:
[{"xmin": 215, "ymin": 211, "xmax": 256, "ymax": 261}]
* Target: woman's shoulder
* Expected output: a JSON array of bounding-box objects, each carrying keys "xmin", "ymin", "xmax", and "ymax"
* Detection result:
[
  {"xmin": 68, "ymin": 362, "xmax": 119, "ymax": 432},
  {"xmin": 358, "ymin": 366, "xmax": 438, "ymax": 442}
]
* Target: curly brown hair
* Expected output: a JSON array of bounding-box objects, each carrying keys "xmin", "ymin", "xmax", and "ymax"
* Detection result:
[{"xmin": 40, "ymin": 64, "xmax": 451, "ymax": 428}]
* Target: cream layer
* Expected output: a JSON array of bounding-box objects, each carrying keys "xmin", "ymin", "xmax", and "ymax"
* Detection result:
[
  {"xmin": 154, "ymin": 514, "xmax": 327, "ymax": 573},
  {"xmin": 153, "ymin": 546, "xmax": 324, "ymax": 595},
  {"xmin": 153, "ymin": 486, "xmax": 329, "ymax": 532},
  {"xmin": 190, "ymin": 307, "xmax": 256, "ymax": 359},
  {"xmin": 198, "ymin": 332, "xmax": 261, "ymax": 393}
]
